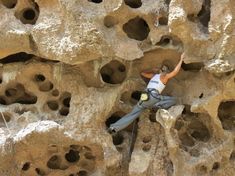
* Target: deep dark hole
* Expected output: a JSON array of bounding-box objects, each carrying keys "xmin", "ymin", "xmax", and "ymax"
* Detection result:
[
  {"xmin": 22, "ymin": 162, "xmax": 30, "ymax": 171},
  {"xmin": 88, "ymin": 0, "xmax": 102, "ymax": 3},
  {"xmin": 65, "ymin": 149, "xmax": 80, "ymax": 163},
  {"xmin": 47, "ymin": 101, "xmax": 59, "ymax": 111},
  {"xmin": 181, "ymin": 62, "xmax": 204, "ymax": 71},
  {"xmin": 124, "ymin": 0, "xmax": 142, "ymax": 8},
  {"xmin": 5, "ymin": 88, "xmax": 17, "ymax": 97},
  {"xmin": 63, "ymin": 97, "xmax": 71, "ymax": 107},
  {"xmin": 47, "ymin": 155, "xmax": 61, "ymax": 169},
  {"xmin": 199, "ymin": 93, "xmax": 204, "ymax": 98},
  {"xmin": 16, "ymin": 94, "xmax": 37, "ymax": 104},
  {"xmin": 156, "ymin": 36, "xmax": 171, "ymax": 46},
  {"xmin": 59, "ymin": 107, "xmax": 69, "ymax": 116},
  {"xmin": 105, "ymin": 114, "xmax": 122, "ymax": 127},
  {"xmin": 35, "ymin": 74, "xmax": 46, "ymax": 82},
  {"xmin": 131, "ymin": 91, "xmax": 141, "ymax": 101},
  {"xmin": 101, "ymin": 73, "xmax": 112, "ymax": 83},
  {"xmin": 112, "ymin": 133, "xmax": 124, "ymax": 145},
  {"xmin": 123, "ymin": 16, "xmax": 150, "ymax": 41},
  {"xmin": 197, "ymin": 0, "xmax": 211, "ymax": 28},
  {"xmin": 230, "ymin": 151, "xmax": 235, "ymax": 160},
  {"xmin": 149, "ymin": 112, "xmax": 157, "ymax": 122},
  {"xmin": 118, "ymin": 65, "xmax": 126, "ymax": 72},
  {"xmin": 158, "ymin": 16, "xmax": 168, "ymax": 25},
  {"xmin": 23, "ymin": 9, "xmax": 36, "ymax": 20},
  {"xmin": 0, "ymin": 52, "xmax": 33, "ymax": 64},
  {"xmin": 78, "ymin": 170, "xmax": 88, "ymax": 176},
  {"xmin": 0, "ymin": 78, "xmax": 2, "ymax": 84},
  {"xmin": 212, "ymin": 162, "xmax": 220, "ymax": 170}
]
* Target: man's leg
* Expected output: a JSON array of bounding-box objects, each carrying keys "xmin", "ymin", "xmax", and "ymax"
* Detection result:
[
  {"xmin": 153, "ymin": 96, "xmax": 177, "ymax": 109},
  {"xmin": 108, "ymin": 104, "xmax": 144, "ymax": 133}
]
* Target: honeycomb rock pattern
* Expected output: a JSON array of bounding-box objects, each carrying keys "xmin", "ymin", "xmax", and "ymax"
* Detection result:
[{"xmin": 0, "ymin": 0, "xmax": 235, "ymax": 176}]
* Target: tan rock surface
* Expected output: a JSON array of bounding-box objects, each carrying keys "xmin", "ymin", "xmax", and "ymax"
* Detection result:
[{"xmin": 0, "ymin": 0, "xmax": 235, "ymax": 175}]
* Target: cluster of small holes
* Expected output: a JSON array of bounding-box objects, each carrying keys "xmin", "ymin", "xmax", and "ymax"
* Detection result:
[
  {"xmin": 0, "ymin": 83, "xmax": 37, "ymax": 105},
  {"xmin": 174, "ymin": 105, "xmax": 211, "ymax": 157},
  {"xmin": 100, "ymin": 60, "xmax": 127, "ymax": 84}
]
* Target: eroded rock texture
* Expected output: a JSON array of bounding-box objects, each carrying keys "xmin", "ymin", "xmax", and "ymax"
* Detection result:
[{"xmin": 0, "ymin": 0, "xmax": 235, "ymax": 176}]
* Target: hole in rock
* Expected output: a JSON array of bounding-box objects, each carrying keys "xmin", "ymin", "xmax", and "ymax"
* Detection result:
[
  {"xmin": 84, "ymin": 152, "xmax": 96, "ymax": 160},
  {"xmin": 23, "ymin": 8, "xmax": 36, "ymax": 20},
  {"xmin": 18, "ymin": 2, "xmax": 39, "ymax": 25},
  {"xmin": 156, "ymin": 36, "xmax": 171, "ymax": 46},
  {"xmin": 22, "ymin": 162, "xmax": 30, "ymax": 171},
  {"xmin": 34, "ymin": 74, "xmax": 46, "ymax": 82},
  {"xmin": 230, "ymin": 151, "xmax": 235, "ymax": 160},
  {"xmin": 78, "ymin": 170, "xmax": 88, "ymax": 176},
  {"xmin": 39, "ymin": 81, "xmax": 54, "ymax": 92},
  {"xmin": 123, "ymin": 16, "xmax": 150, "ymax": 41},
  {"xmin": 112, "ymin": 133, "xmax": 124, "ymax": 145},
  {"xmin": 47, "ymin": 155, "xmax": 61, "ymax": 169},
  {"xmin": 143, "ymin": 136, "xmax": 152, "ymax": 143},
  {"xmin": 181, "ymin": 62, "xmax": 204, "ymax": 71},
  {"xmin": 65, "ymin": 149, "xmax": 80, "ymax": 163},
  {"xmin": 88, "ymin": 0, "xmax": 102, "ymax": 3},
  {"xmin": 218, "ymin": 101, "xmax": 235, "ymax": 130},
  {"xmin": 142, "ymin": 144, "xmax": 151, "ymax": 152},
  {"xmin": 104, "ymin": 16, "xmax": 118, "ymax": 28},
  {"xmin": 189, "ymin": 121, "xmax": 210, "ymax": 142},
  {"xmin": 0, "ymin": 52, "xmax": 33, "ymax": 64},
  {"xmin": 105, "ymin": 111, "xmax": 125, "ymax": 127},
  {"xmin": 212, "ymin": 162, "xmax": 220, "ymax": 170},
  {"xmin": 15, "ymin": 93, "xmax": 37, "ymax": 104},
  {"xmin": 1, "ymin": 0, "xmax": 17, "ymax": 8},
  {"xmin": 174, "ymin": 119, "xmax": 184, "ymax": 130},
  {"xmin": 52, "ymin": 89, "xmax": 59, "ymax": 96},
  {"xmin": 131, "ymin": 91, "xmax": 141, "ymax": 102},
  {"xmin": 0, "ymin": 96, "xmax": 7, "ymax": 105},
  {"xmin": 158, "ymin": 16, "xmax": 168, "ymax": 25},
  {"xmin": 199, "ymin": 93, "xmax": 203, "ymax": 99},
  {"xmin": 124, "ymin": 0, "xmax": 142, "ymax": 8},
  {"xmin": 197, "ymin": 0, "xmax": 211, "ymax": 28},
  {"xmin": 100, "ymin": 60, "xmax": 127, "ymax": 84},
  {"xmin": 35, "ymin": 168, "xmax": 45, "ymax": 175},
  {"xmin": 47, "ymin": 101, "xmax": 59, "ymax": 111},
  {"xmin": 179, "ymin": 133, "xmax": 195, "ymax": 147},
  {"xmin": 63, "ymin": 97, "xmax": 71, "ymax": 108},
  {"xmin": 0, "ymin": 77, "xmax": 2, "ymax": 84},
  {"xmin": 5, "ymin": 88, "xmax": 17, "ymax": 97},
  {"xmin": 59, "ymin": 107, "xmax": 69, "ymax": 116}
]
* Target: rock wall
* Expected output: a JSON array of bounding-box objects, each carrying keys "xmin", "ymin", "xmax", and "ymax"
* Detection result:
[{"xmin": 0, "ymin": 0, "xmax": 235, "ymax": 176}]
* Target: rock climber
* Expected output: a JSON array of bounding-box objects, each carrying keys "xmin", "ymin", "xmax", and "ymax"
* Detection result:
[{"xmin": 107, "ymin": 53, "xmax": 185, "ymax": 134}]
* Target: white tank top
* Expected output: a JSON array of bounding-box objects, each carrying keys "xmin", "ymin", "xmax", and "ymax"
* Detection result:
[{"xmin": 147, "ymin": 74, "xmax": 166, "ymax": 93}]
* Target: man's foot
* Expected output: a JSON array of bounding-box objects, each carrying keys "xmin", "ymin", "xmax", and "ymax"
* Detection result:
[{"xmin": 107, "ymin": 127, "xmax": 117, "ymax": 135}]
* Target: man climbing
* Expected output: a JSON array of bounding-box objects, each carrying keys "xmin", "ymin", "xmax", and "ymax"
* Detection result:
[{"xmin": 107, "ymin": 53, "xmax": 185, "ymax": 134}]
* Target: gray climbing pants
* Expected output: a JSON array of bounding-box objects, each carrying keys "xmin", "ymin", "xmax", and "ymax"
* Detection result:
[{"xmin": 109, "ymin": 89, "xmax": 177, "ymax": 132}]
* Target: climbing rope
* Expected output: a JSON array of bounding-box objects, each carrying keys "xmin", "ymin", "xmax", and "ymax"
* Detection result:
[
  {"xmin": 0, "ymin": 111, "xmax": 11, "ymax": 135},
  {"xmin": 128, "ymin": 119, "xmax": 138, "ymax": 161}
]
